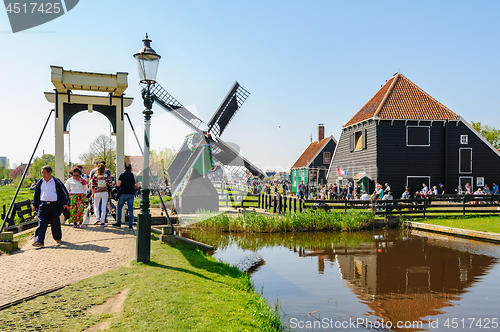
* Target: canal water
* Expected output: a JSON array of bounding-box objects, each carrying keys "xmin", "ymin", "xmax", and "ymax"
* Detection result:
[{"xmin": 184, "ymin": 229, "xmax": 500, "ymax": 331}]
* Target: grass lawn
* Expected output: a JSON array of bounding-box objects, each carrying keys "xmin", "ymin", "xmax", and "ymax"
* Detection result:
[
  {"xmin": 0, "ymin": 236, "xmax": 284, "ymax": 331},
  {"xmin": 415, "ymin": 215, "xmax": 500, "ymax": 234}
]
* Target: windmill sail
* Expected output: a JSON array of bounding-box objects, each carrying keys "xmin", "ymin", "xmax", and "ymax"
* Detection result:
[
  {"xmin": 149, "ymin": 83, "xmax": 206, "ymax": 133},
  {"xmin": 167, "ymin": 133, "xmax": 207, "ymax": 197},
  {"xmin": 210, "ymin": 137, "xmax": 265, "ymax": 180},
  {"xmin": 207, "ymin": 82, "xmax": 250, "ymax": 137},
  {"xmin": 150, "ymin": 81, "xmax": 265, "ymax": 193}
]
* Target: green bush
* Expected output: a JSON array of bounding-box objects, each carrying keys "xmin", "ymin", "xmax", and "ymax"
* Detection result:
[{"xmin": 196, "ymin": 209, "xmax": 374, "ymax": 233}]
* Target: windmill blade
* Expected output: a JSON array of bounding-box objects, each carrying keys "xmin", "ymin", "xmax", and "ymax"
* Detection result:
[
  {"xmin": 149, "ymin": 83, "xmax": 206, "ymax": 133},
  {"xmin": 210, "ymin": 137, "xmax": 265, "ymax": 179},
  {"xmin": 167, "ymin": 133, "xmax": 207, "ymax": 197},
  {"xmin": 207, "ymin": 82, "xmax": 250, "ymax": 137}
]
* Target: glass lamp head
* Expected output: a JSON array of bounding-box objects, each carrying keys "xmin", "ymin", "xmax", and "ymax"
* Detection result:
[{"xmin": 133, "ymin": 34, "xmax": 161, "ymax": 84}]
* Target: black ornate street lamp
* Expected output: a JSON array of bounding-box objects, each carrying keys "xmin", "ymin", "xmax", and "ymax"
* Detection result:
[{"xmin": 133, "ymin": 34, "xmax": 161, "ymax": 263}]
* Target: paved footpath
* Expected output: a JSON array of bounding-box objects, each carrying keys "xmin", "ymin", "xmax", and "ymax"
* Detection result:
[{"xmin": 0, "ymin": 215, "xmax": 136, "ymax": 310}]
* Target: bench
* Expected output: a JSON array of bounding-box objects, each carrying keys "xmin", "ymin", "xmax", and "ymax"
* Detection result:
[{"xmin": 2, "ymin": 200, "xmax": 38, "ymax": 233}]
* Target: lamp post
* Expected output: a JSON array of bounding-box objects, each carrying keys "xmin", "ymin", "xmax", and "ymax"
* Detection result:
[{"xmin": 133, "ymin": 34, "xmax": 161, "ymax": 263}]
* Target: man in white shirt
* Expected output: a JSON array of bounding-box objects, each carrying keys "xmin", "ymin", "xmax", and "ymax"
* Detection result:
[{"xmin": 32, "ymin": 166, "xmax": 70, "ymax": 248}]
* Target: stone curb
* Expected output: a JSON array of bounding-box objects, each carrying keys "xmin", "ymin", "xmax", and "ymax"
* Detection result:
[{"xmin": 407, "ymin": 221, "xmax": 500, "ymax": 243}]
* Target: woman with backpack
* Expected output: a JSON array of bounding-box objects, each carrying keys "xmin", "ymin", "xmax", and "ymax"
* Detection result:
[{"xmin": 91, "ymin": 163, "xmax": 114, "ymax": 227}]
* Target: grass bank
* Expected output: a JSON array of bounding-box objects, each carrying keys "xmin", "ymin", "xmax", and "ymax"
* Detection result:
[
  {"xmin": 0, "ymin": 186, "xmax": 33, "ymax": 224},
  {"xmin": 415, "ymin": 214, "xmax": 500, "ymax": 234},
  {"xmin": 133, "ymin": 194, "xmax": 172, "ymax": 208},
  {"xmin": 196, "ymin": 209, "xmax": 374, "ymax": 233},
  {"xmin": 0, "ymin": 237, "xmax": 284, "ymax": 331}
]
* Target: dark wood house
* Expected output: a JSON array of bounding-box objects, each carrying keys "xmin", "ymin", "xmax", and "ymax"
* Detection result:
[
  {"xmin": 291, "ymin": 124, "xmax": 337, "ymax": 193},
  {"xmin": 326, "ymin": 73, "xmax": 500, "ymax": 196}
]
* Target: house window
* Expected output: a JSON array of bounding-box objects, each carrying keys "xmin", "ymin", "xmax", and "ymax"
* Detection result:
[
  {"xmin": 459, "ymin": 148, "xmax": 472, "ymax": 173},
  {"xmin": 461, "ymin": 135, "xmax": 468, "ymax": 144},
  {"xmin": 477, "ymin": 177, "xmax": 484, "ymax": 187},
  {"xmin": 407, "ymin": 176, "xmax": 431, "ymax": 193},
  {"xmin": 350, "ymin": 129, "xmax": 367, "ymax": 152},
  {"xmin": 323, "ymin": 152, "xmax": 331, "ymax": 164},
  {"xmin": 407, "ymin": 126, "xmax": 430, "ymax": 146},
  {"xmin": 355, "ymin": 131, "xmax": 363, "ymax": 150}
]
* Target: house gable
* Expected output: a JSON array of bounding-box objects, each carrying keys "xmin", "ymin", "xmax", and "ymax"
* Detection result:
[
  {"xmin": 344, "ymin": 73, "xmax": 458, "ymax": 127},
  {"xmin": 291, "ymin": 136, "xmax": 335, "ymax": 169}
]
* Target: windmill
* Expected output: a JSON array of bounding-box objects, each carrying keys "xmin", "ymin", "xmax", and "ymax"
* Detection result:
[{"xmin": 147, "ymin": 81, "xmax": 265, "ymax": 216}]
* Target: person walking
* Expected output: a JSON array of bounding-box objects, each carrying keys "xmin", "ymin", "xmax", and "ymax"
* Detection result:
[
  {"xmin": 89, "ymin": 160, "xmax": 112, "ymax": 222},
  {"xmin": 112, "ymin": 164, "xmax": 138, "ymax": 230},
  {"xmin": 91, "ymin": 163, "xmax": 113, "ymax": 227},
  {"xmin": 64, "ymin": 167, "xmax": 88, "ymax": 228},
  {"xmin": 298, "ymin": 180, "xmax": 305, "ymax": 200},
  {"xmin": 32, "ymin": 166, "xmax": 70, "ymax": 248}
]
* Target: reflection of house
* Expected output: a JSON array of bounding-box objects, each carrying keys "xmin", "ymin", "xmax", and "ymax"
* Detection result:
[
  {"xmin": 298, "ymin": 231, "xmax": 497, "ymax": 328},
  {"xmin": 290, "ymin": 124, "xmax": 337, "ymax": 192},
  {"xmin": 326, "ymin": 73, "xmax": 500, "ymax": 196}
]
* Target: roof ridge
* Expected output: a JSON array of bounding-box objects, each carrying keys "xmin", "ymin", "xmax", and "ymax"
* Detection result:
[{"xmin": 374, "ymin": 73, "xmax": 399, "ymax": 118}]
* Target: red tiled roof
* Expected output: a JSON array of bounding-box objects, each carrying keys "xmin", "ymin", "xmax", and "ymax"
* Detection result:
[
  {"xmin": 291, "ymin": 136, "xmax": 333, "ymax": 169},
  {"xmin": 344, "ymin": 73, "xmax": 458, "ymax": 127}
]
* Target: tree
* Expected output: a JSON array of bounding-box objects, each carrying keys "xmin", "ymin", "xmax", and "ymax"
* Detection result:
[
  {"xmin": 0, "ymin": 158, "xmax": 11, "ymax": 179},
  {"xmin": 471, "ymin": 121, "xmax": 500, "ymax": 148},
  {"xmin": 79, "ymin": 134, "xmax": 116, "ymax": 174},
  {"xmin": 150, "ymin": 147, "xmax": 177, "ymax": 184},
  {"xmin": 30, "ymin": 154, "xmax": 56, "ymax": 178}
]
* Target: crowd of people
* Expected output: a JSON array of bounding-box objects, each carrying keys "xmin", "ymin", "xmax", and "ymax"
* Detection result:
[
  {"xmin": 31, "ymin": 161, "xmax": 139, "ymax": 248},
  {"xmin": 252, "ymin": 178, "xmax": 500, "ymax": 204}
]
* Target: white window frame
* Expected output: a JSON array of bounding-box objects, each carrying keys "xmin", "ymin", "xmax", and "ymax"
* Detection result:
[
  {"xmin": 407, "ymin": 176, "xmax": 431, "ymax": 190},
  {"xmin": 406, "ymin": 126, "xmax": 431, "ymax": 147},
  {"xmin": 459, "ymin": 176, "xmax": 473, "ymax": 194},
  {"xmin": 323, "ymin": 152, "xmax": 331, "ymax": 164},
  {"xmin": 461, "ymin": 135, "xmax": 468, "ymax": 144},
  {"xmin": 459, "ymin": 148, "xmax": 473, "ymax": 174},
  {"xmin": 477, "ymin": 177, "xmax": 484, "ymax": 187}
]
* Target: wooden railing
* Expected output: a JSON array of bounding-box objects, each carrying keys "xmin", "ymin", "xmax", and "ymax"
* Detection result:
[
  {"xmin": 220, "ymin": 193, "xmax": 500, "ymax": 218},
  {"xmin": 302, "ymin": 194, "xmax": 500, "ymax": 218}
]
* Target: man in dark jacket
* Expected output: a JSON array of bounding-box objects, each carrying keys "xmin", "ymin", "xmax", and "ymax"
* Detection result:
[
  {"xmin": 112, "ymin": 163, "xmax": 138, "ymax": 230},
  {"xmin": 32, "ymin": 165, "xmax": 70, "ymax": 248}
]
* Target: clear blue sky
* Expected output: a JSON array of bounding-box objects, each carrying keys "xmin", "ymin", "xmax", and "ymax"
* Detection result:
[{"xmin": 1, "ymin": 1, "xmax": 500, "ymax": 173}]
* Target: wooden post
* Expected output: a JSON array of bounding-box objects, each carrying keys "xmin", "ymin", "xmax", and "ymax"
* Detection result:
[
  {"xmin": 273, "ymin": 196, "xmax": 277, "ymax": 214},
  {"xmin": 258, "ymin": 194, "xmax": 261, "ymax": 209},
  {"xmin": 423, "ymin": 198, "xmax": 426, "ymax": 218},
  {"xmin": 463, "ymin": 195, "xmax": 466, "ymax": 216},
  {"xmin": 294, "ymin": 197, "xmax": 297, "ymax": 212},
  {"xmin": 299, "ymin": 198, "xmax": 303, "ymax": 212}
]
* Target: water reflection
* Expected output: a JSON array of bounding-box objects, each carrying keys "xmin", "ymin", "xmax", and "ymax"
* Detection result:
[{"xmin": 183, "ymin": 229, "xmax": 500, "ymax": 331}]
